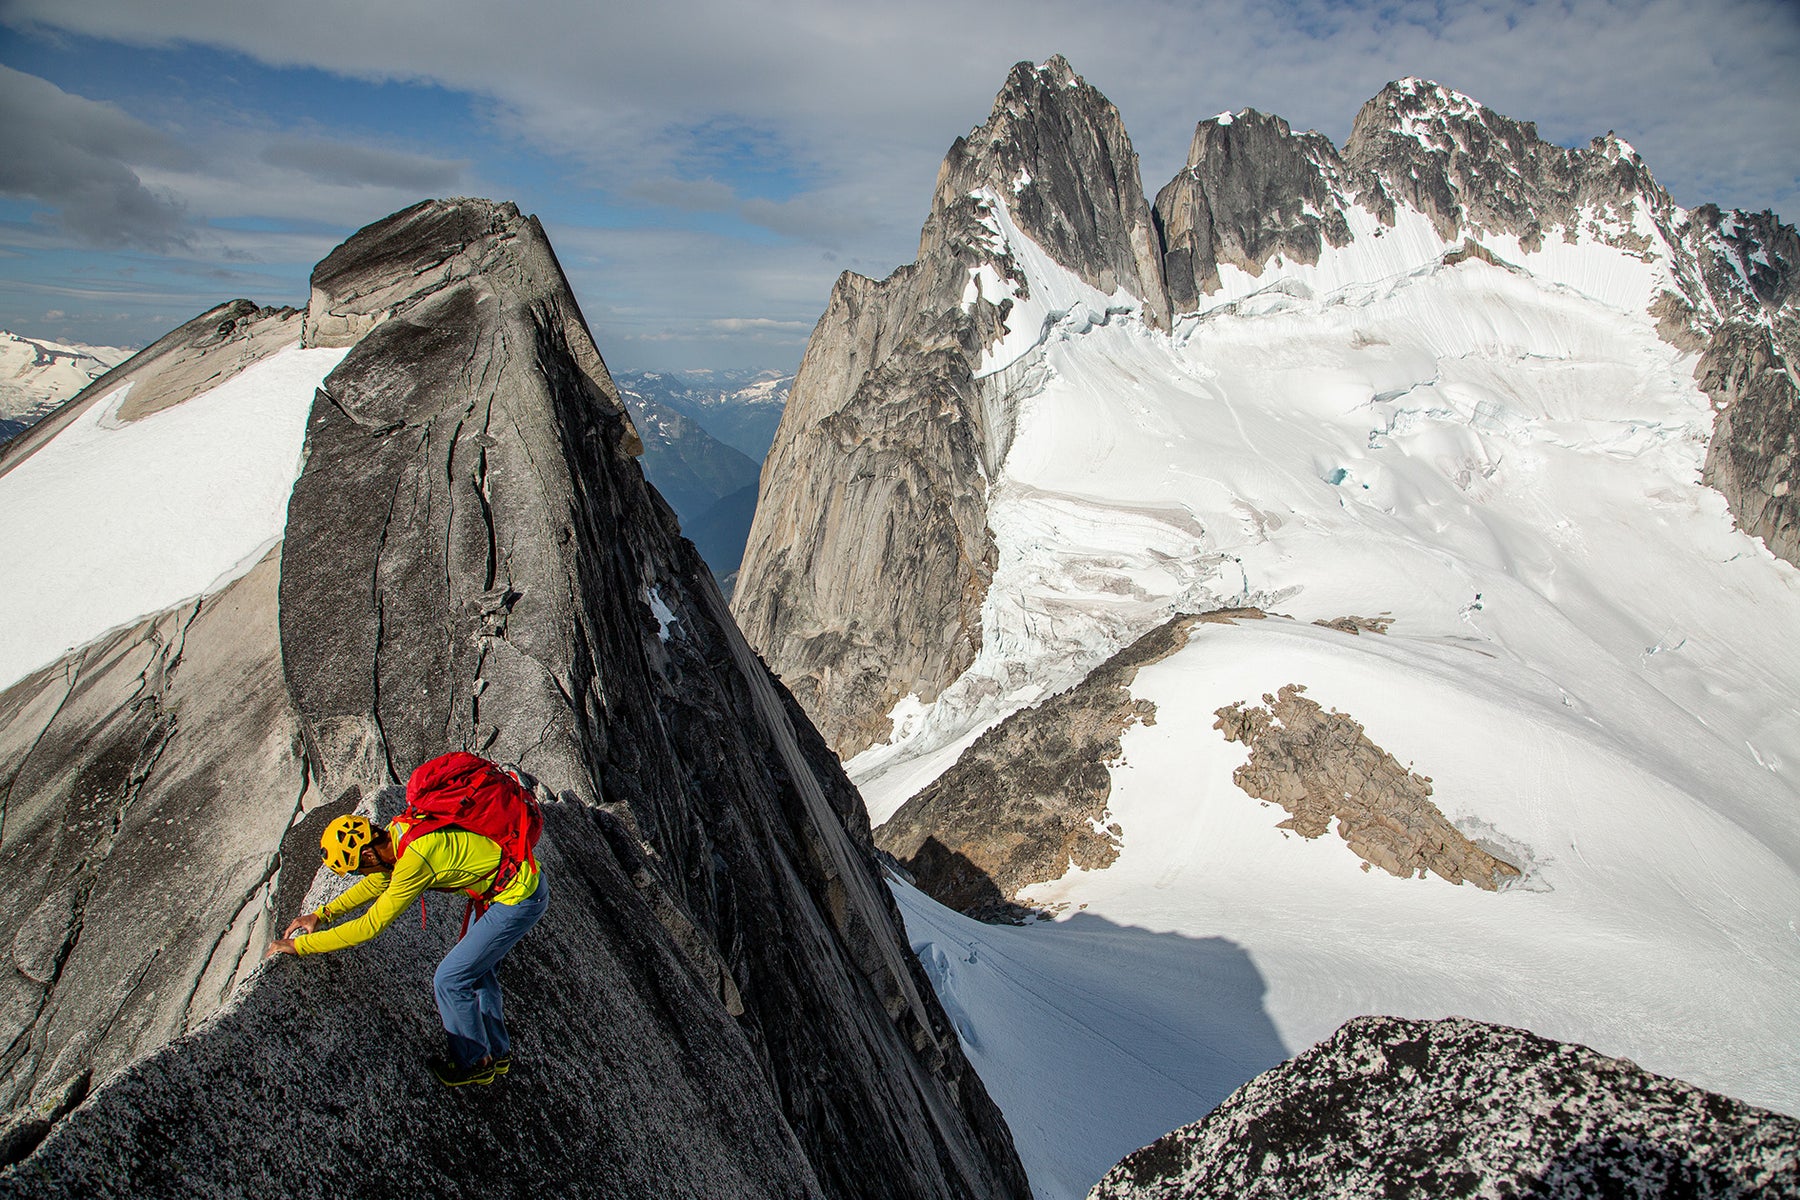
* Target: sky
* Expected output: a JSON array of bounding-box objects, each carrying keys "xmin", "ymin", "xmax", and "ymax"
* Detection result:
[{"xmin": 1, "ymin": 0, "xmax": 1796, "ymax": 373}]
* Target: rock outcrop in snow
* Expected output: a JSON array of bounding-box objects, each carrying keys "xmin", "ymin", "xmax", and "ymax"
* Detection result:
[
  {"xmin": 0, "ymin": 198, "xmax": 1029, "ymax": 1199},
  {"xmin": 1087, "ymin": 1015, "xmax": 1800, "ymax": 1200},
  {"xmin": 1213, "ymin": 683, "xmax": 1520, "ymax": 890},
  {"xmin": 732, "ymin": 55, "xmax": 1167, "ymax": 757}
]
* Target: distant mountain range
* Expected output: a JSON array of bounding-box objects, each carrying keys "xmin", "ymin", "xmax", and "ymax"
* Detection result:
[
  {"xmin": 612, "ymin": 368, "xmax": 791, "ymax": 590},
  {"xmin": 613, "ymin": 368, "xmax": 791, "ymax": 460},
  {"xmin": 0, "ymin": 331, "xmax": 130, "ymax": 444}
]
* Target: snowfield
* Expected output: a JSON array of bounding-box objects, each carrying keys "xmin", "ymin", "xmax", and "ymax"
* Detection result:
[
  {"xmin": 855, "ymin": 192, "xmax": 1800, "ymax": 1198},
  {"xmin": 0, "ymin": 343, "xmax": 346, "ymax": 691}
]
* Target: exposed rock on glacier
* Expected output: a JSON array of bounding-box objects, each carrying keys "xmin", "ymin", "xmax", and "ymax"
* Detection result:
[
  {"xmin": 0, "ymin": 198, "xmax": 1028, "ymax": 1199},
  {"xmin": 1087, "ymin": 1015, "xmax": 1800, "ymax": 1200},
  {"xmin": 733, "ymin": 56, "xmax": 1167, "ymax": 757},
  {"xmin": 1213, "ymin": 684, "xmax": 1520, "ymax": 890}
]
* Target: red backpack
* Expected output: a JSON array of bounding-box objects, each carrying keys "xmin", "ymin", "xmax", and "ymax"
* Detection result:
[{"xmin": 395, "ymin": 752, "xmax": 544, "ymax": 933}]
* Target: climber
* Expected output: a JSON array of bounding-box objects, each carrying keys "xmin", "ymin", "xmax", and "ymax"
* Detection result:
[{"xmin": 265, "ymin": 753, "xmax": 547, "ymax": 1088}]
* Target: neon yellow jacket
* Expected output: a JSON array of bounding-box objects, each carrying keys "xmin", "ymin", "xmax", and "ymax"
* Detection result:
[{"xmin": 294, "ymin": 819, "xmax": 541, "ymax": 956}]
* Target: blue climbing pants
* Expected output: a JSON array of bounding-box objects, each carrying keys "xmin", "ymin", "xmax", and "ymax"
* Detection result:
[{"xmin": 433, "ymin": 873, "xmax": 549, "ymax": 1067}]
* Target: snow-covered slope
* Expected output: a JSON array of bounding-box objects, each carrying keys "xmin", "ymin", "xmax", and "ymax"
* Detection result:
[
  {"xmin": 0, "ymin": 331, "xmax": 131, "ymax": 440},
  {"xmin": 840, "ymin": 112, "xmax": 1800, "ymax": 1199},
  {"xmin": 0, "ymin": 342, "xmax": 344, "ymax": 691}
]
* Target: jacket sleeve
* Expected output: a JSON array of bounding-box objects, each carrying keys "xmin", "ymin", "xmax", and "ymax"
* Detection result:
[
  {"xmin": 294, "ymin": 852, "xmax": 437, "ymax": 956},
  {"xmin": 310, "ymin": 874, "xmax": 389, "ymax": 925}
]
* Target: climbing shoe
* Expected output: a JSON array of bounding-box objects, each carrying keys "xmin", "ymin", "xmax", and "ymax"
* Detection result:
[{"xmin": 426, "ymin": 1054, "xmax": 496, "ymax": 1088}]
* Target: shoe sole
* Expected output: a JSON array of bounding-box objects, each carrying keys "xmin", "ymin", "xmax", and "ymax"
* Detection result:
[{"xmin": 430, "ymin": 1067, "xmax": 497, "ymax": 1088}]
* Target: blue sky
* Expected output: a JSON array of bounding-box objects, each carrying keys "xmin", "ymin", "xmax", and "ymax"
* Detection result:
[{"xmin": 1, "ymin": 0, "xmax": 1796, "ymax": 371}]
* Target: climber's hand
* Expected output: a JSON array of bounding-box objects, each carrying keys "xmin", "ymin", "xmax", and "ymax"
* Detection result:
[{"xmin": 284, "ymin": 913, "xmax": 321, "ymax": 938}]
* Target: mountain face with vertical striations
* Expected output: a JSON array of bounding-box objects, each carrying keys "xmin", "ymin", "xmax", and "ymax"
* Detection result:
[
  {"xmin": 735, "ymin": 58, "xmax": 1800, "ymax": 1197},
  {"xmin": 731, "ymin": 55, "xmax": 1170, "ymax": 758},
  {"xmin": 0, "ymin": 198, "xmax": 1028, "ymax": 1200}
]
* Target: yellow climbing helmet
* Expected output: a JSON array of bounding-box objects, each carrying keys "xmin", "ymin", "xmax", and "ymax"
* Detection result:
[{"xmin": 321, "ymin": 815, "xmax": 375, "ymax": 875}]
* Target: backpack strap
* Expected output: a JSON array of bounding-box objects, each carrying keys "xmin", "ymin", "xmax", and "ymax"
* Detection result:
[{"xmin": 394, "ymin": 809, "xmax": 520, "ymax": 931}]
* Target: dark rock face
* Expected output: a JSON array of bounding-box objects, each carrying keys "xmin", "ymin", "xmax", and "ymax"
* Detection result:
[
  {"xmin": 734, "ymin": 56, "xmax": 1165, "ymax": 757},
  {"xmin": 1, "ymin": 198, "xmax": 1028, "ymax": 1199},
  {"xmin": 1687, "ymin": 207, "xmax": 1800, "ymax": 568},
  {"xmin": 1088, "ymin": 1015, "xmax": 1800, "ymax": 1200},
  {"xmin": 1155, "ymin": 110, "xmax": 1363, "ymax": 310},
  {"xmin": 1700, "ymin": 321, "xmax": 1800, "ymax": 566}
]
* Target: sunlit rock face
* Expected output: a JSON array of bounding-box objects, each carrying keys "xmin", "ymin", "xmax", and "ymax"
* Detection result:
[
  {"xmin": 0, "ymin": 198, "xmax": 1029, "ymax": 1200},
  {"xmin": 732, "ymin": 55, "xmax": 1169, "ymax": 758}
]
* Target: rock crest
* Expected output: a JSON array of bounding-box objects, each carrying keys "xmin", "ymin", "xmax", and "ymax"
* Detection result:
[
  {"xmin": 1088, "ymin": 1015, "xmax": 1800, "ymax": 1199},
  {"xmin": 1, "ymin": 198, "xmax": 1029, "ymax": 1199}
]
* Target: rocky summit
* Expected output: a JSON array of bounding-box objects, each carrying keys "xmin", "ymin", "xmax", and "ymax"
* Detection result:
[
  {"xmin": 0, "ymin": 198, "xmax": 1028, "ymax": 1199},
  {"xmin": 740, "ymin": 63, "xmax": 1799, "ymax": 765},
  {"xmin": 1087, "ymin": 1015, "xmax": 1800, "ymax": 1200},
  {"xmin": 733, "ymin": 56, "xmax": 1800, "ymax": 1195},
  {"xmin": 732, "ymin": 55, "xmax": 1168, "ymax": 758}
]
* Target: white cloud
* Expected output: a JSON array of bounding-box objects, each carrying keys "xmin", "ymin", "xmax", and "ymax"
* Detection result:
[
  {"xmin": 2, "ymin": 0, "xmax": 1794, "ymax": 362},
  {"xmin": 10, "ymin": 0, "xmax": 1796, "ymax": 217},
  {"xmin": 0, "ymin": 65, "xmax": 194, "ymax": 248},
  {"xmin": 258, "ymin": 138, "xmax": 467, "ymax": 191}
]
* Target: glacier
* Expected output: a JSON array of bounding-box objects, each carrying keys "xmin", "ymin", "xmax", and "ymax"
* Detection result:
[{"xmin": 849, "ymin": 181, "xmax": 1800, "ymax": 1198}]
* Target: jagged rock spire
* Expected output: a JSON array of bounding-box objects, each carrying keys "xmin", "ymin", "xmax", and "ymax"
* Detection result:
[
  {"xmin": 1343, "ymin": 77, "xmax": 1670, "ymax": 247},
  {"xmin": 1155, "ymin": 108, "xmax": 1365, "ymax": 310},
  {"xmin": 0, "ymin": 198, "xmax": 1031, "ymax": 1199},
  {"xmin": 932, "ymin": 55, "xmax": 1169, "ymax": 328},
  {"xmin": 736, "ymin": 55, "xmax": 1175, "ymax": 758}
]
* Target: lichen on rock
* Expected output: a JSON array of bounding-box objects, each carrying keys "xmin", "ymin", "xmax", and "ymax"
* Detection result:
[{"xmin": 1088, "ymin": 1014, "xmax": 1800, "ymax": 1200}]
